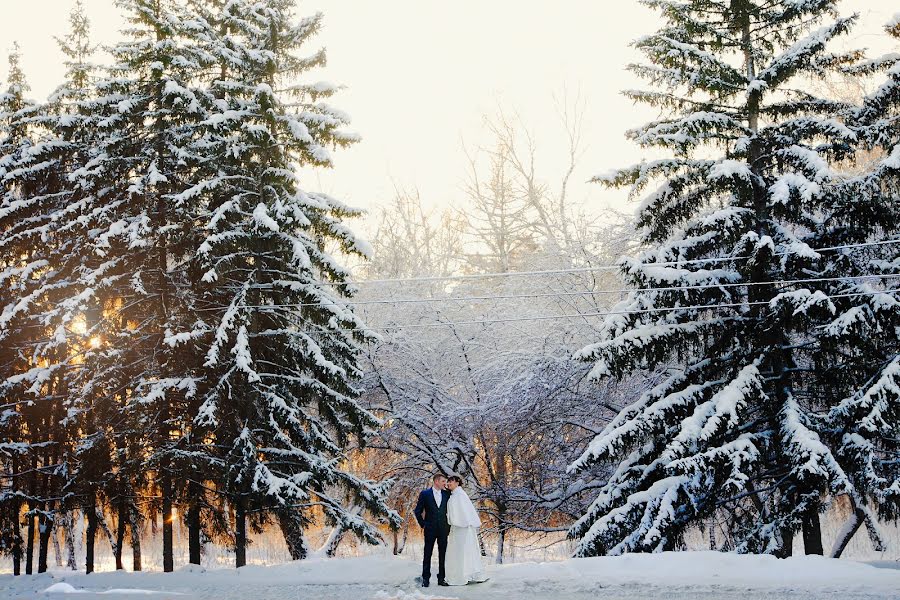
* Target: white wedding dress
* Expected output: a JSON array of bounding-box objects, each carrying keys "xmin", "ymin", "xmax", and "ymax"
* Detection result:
[{"xmin": 445, "ymin": 486, "xmax": 487, "ymax": 585}]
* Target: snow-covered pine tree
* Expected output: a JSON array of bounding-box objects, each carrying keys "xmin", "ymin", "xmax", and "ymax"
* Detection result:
[
  {"xmin": 0, "ymin": 42, "xmax": 36, "ymax": 577},
  {"xmin": 170, "ymin": 0, "xmax": 398, "ymax": 567},
  {"xmin": 0, "ymin": 3, "xmax": 120, "ymax": 576},
  {"xmin": 0, "ymin": 41, "xmax": 73, "ymax": 575},
  {"xmin": 47, "ymin": 2, "xmax": 153, "ymax": 572},
  {"xmin": 822, "ymin": 12, "xmax": 900, "ymax": 558},
  {"xmin": 38, "ymin": 0, "xmax": 209, "ymax": 573},
  {"xmin": 0, "ymin": 1, "xmax": 103, "ymax": 574},
  {"xmin": 568, "ymin": 0, "xmax": 895, "ymax": 557}
]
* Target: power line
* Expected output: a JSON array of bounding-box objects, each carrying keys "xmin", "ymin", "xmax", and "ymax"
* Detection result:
[
  {"xmin": 192, "ymin": 273, "xmax": 900, "ymax": 311},
  {"xmin": 343, "ymin": 289, "xmax": 900, "ymax": 332},
  {"xmin": 327, "ymin": 239, "xmax": 899, "ymax": 286}
]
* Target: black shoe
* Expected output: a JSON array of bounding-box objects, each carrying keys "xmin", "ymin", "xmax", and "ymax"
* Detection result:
[
  {"xmin": 438, "ymin": 580, "xmax": 450, "ymax": 587},
  {"xmin": 422, "ymin": 580, "xmax": 430, "ymax": 588}
]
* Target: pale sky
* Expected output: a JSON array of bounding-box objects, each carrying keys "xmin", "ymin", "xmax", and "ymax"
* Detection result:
[{"xmin": 1, "ymin": 1, "xmax": 897, "ymax": 231}]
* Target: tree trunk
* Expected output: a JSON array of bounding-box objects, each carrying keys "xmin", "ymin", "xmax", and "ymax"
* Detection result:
[
  {"xmin": 319, "ymin": 505, "xmax": 361, "ymax": 558},
  {"xmin": 494, "ymin": 501, "xmax": 507, "ymax": 564},
  {"xmin": 162, "ymin": 474, "xmax": 174, "ymax": 572},
  {"xmin": 37, "ymin": 449, "xmax": 54, "ymax": 573},
  {"xmin": 401, "ymin": 513, "xmax": 410, "ymax": 554},
  {"xmin": 25, "ymin": 505, "xmax": 35, "ymax": 575},
  {"xmin": 831, "ymin": 498, "xmax": 866, "ymax": 558},
  {"xmin": 392, "ymin": 515, "xmax": 409, "ymax": 555},
  {"xmin": 13, "ymin": 542, "xmax": 22, "ymax": 575},
  {"xmin": 775, "ymin": 528, "xmax": 793, "ymax": 558},
  {"xmin": 863, "ymin": 511, "xmax": 887, "ymax": 552},
  {"xmin": 37, "ymin": 507, "xmax": 53, "ymax": 573},
  {"xmin": 115, "ymin": 503, "xmax": 127, "ymax": 570},
  {"xmin": 53, "ymin": 518, "xmax": 62, "ymax": 567},
  {"xmin": 235, "ymin": 501, "xmax": 247, "ymax": 568},
  {"xmin": 277, "ymin": 510, "xmax": 307, "ymax": 561},
  {"xmin": 153, "ymin": 38, "xmax": 175, "ymax": 569},
  {"xmin": 12, "ymin": 510, "xmax": 22, "ymax": 575},
  {"xmin": 802, "ymin": 509, "xmax": 823, "ymax": 555},
  {"xmin": 97, "ymin": 509, "xmax": 118, "ymax": 560},
  {"xmin": 63, "ymin": 512, "xmax": 77, "ymax": 571},
  {"xmin": 130, "ymin": 505, "xmax": 142, "ymax": 571},
  {"xmin": 187, "ymin": 496, "xmax": 202, "ymax": 565},
  {"xmin": 321, "ymin": 524, "xmax": 346, "ymax": 558},
  {"xmin": 85, "ymin": 504, "xmax": 98, "ymax": 574},
  {"xmin": 10, "ymin": 456, "xmax": 22, "ymax": 575}
]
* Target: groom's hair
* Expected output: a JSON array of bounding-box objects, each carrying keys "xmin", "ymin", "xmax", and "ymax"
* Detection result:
[
  {"xmin": 433, "ymin": 473, "xmax": 447, "ymax": 482},
  {"xmin": 447, "ymin": 476, "xmax": 463, "ymax": 484}
]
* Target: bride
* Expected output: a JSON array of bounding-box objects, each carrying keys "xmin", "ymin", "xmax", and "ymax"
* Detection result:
[{"xmin": 445, "ymin": 476, "xmax": 488, "ymax": 586}]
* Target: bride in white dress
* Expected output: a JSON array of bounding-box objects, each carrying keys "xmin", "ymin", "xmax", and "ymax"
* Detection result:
[{"xmin": 445, "ymin": 476, "xmax": 488, "ymax": 586}]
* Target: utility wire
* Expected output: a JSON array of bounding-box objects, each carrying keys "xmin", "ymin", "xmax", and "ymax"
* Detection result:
[
  {"xmin": 323, "ymin": 239, "xmax": 899, "ymax": 287},
  {"xmin": 192, "ymin": 272, "xmax": 900, "ymax": 311},
  {"xmin": 334, "ymin": 289, "xmax": 900, "ymax": 332}
]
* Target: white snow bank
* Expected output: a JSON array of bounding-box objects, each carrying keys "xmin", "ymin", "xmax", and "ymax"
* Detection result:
[
  {"xmin": 43, "ymin": 581, "xmax": 184, "ymax": 594},
  {"xmin": 553, "ymin": 551, "xmax": 900, "ymax": 590},
  {"xmin": 43, "ymin": 583, "xmax": 83, "ymax": 593},
  {"xmin": 7, "ymin": 552, "xmax": 900, "ymax": 599}
]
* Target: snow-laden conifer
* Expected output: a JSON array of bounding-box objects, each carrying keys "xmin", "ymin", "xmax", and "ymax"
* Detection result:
[
  {"xmin": 569, "ymin": 0, "xmax": 897, "ymax": 557},
  {"xmin": 0, "ymin": 43, "xmax": 39, "ymax": 576},
  {"xmin": 0, "ymin": 9, "xmax": 101, "ymax": 574},
  {"xmin": 27, "ymin": 0, "xmax": 212, "ymax": 572},
  {"xmin": 168, "ymin": 0, "xmax": 397, "ymax": 566},
  {"xmin": 818, "ymin": 12, "xmax": 900, "ymax": 557}
]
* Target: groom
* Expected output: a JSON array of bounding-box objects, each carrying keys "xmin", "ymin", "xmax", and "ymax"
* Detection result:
[{"xmin": 413, "ymin": 473, "xmax": 451, "ymax": 588}]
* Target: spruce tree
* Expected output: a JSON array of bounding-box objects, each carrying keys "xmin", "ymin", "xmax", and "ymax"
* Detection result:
[
  {"xmin": 50, "ymin": 6, "xmax": 146, "ymax": 570},
  {"xmin": 822, "ymin": 12, "xmax": 900, "ymax": 557},
  {"xmin": 1, "ymin": 2, "xmax": 112, "ymax": 575},
  {"xmin": 0, "ymin": 43, "xmax": 35, "ymax": 577},
  {"xmin": 43, "ymin": 0, "xmax": 209, "ymax": 573},
  {"xmin": 568, "ymin": 0, "xmax": 896, "ymax": 557},
  {"xmin": 0, "ymin": 42, "xmax": 72, "ymax": 575},
  {"xmin": 170, "ymin": 0, "xmax": 397, "ymax": 566},
  {"xmin": 2, "ymin": 1, "xmax": 102, "ymax": 574}
]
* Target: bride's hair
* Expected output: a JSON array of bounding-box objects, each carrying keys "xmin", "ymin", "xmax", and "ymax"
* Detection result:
[{"xmin": 447, "ymin": 476, "xmax": 463, "ymax": 484}]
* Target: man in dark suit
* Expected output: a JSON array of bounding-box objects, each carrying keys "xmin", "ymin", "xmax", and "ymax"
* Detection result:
[{"xmin": 413, "ymin": 473, "xmax": 451, "ymax": 587}]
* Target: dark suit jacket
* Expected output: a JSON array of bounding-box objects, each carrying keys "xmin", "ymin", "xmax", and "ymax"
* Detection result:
[{"xmin": 414, "ymin": 488, "xmax": 450, "ymax": 535}]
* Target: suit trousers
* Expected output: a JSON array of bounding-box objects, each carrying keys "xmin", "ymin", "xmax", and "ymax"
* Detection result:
[{"xmin": 422, "ymin": 526, "xmax": 448, "ymax": 583}]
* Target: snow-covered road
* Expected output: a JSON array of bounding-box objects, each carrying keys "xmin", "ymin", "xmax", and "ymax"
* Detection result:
[{"xmin": 3, "ymin": 551, "xmax": 900, "ymax": 599}]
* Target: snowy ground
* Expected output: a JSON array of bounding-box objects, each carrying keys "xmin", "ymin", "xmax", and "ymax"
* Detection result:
[{"xmin": 3, "ymin": 552, "xmax": 900, "ymax": 600}]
